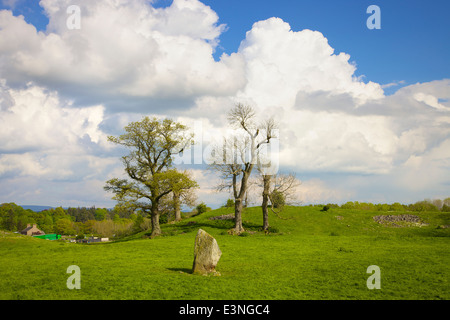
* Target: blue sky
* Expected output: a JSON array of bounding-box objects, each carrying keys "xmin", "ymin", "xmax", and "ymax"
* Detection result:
[{"xmin": 0, "ymin": 0, "xmax": 449, "ymax": 208}]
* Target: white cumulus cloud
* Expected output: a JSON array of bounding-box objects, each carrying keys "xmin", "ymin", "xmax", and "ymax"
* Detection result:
[{"xmin": 0, "ymin": 0, "xmax": 246, "ymax": 111}]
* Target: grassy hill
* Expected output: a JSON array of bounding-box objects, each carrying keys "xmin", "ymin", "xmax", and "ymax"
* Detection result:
[{"xmin": 0, "ymin": 206, "xmax": 449, "ymax": 300}]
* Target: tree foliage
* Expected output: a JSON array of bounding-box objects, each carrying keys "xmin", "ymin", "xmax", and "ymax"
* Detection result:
[
  {"xmin": 195, "ymin": 202, "xmax": 208, "ymax": 215},
  {"xmin": 104, "ymin": 116, "xmax": 197, "ymax": 237},
  {"xmin": 0, "ymin": 203, "xmax": 139, "ymax": 238}
]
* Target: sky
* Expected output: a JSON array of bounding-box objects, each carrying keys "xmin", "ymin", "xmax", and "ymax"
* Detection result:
[{"xmin": 0, "ymin": 0, "xmax": 449, "ymax": 209}]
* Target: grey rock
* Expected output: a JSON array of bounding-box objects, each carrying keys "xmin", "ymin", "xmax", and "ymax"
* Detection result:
[
  {"xmin": 373, "ymin": 214, "xmax": 428, "ymax": 227},
  {"xmin": 192, "ymin": 229, "xmax": 222, "ymax": 275}
]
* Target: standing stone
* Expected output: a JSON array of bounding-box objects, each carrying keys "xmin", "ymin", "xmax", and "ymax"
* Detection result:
[{"xmin": 192, "ymin": 229, "xmax": 222, "ymax": 275}]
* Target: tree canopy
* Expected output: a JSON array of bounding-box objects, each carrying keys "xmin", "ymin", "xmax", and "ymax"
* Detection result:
[{"xmin": 104, "ymin": 116, "xmax": 197, "ymax": 237}]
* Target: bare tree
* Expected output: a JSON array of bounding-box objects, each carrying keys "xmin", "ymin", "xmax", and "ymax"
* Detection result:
[
  {"xmin": 210, "ymin": 103, "xmax": 275, "ymax": 234},
  {"xmin": 258, "ymin": 171, "xmax": 301, "ymax": 231}
]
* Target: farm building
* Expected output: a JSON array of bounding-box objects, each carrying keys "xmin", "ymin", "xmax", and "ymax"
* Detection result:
[{"xmin": 20, "ymin": 224, "xmax": 45, "ymax": 236}]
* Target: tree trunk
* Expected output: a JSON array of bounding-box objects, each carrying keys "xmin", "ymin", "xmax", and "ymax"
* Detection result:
[
  {"xmin": 234, "ymin": 198, "xmax": 244, "ymax": 234},
  {"xmin": 173, "ymin": 191, "xmax": 181, "ymax": 221},
  {"xmin": 150, "ymin": 204, "xmax": 161, "ymax": 237},
  {"xmin": 244, "ymin": 191, "xmax": 248, "ymax": 208},
  {"xmin": 262, "ymin": 175, "xmax": 271, "ymax": 231}
]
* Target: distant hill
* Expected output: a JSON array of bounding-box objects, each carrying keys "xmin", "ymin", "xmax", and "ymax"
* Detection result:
[
  {"xmin": 20, "ymin": 205, "xmax": 55, "ymax": 212},
  {"xmin": 19, "ymin": 205, "xmax": 111, "ymax": 212}
]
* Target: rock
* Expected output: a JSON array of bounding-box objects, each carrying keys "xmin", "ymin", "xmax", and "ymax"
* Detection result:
[
  {"xmin": 209, "ymin": 214, "xmax": 234, "ymax": 221},
  {"xmin": 192, "ymin": 229, "xmax": 222, "ymax": 275},
  {"xmin": 373, "ymin": 214, "xmax": 428, "ymax": 227}
]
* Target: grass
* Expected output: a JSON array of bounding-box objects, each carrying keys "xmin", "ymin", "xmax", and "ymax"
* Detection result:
[{"xmin": 0, "ymin": 206, "xmax": 449, "ymax": 300}]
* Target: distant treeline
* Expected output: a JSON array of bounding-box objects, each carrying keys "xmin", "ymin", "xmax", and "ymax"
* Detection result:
[
  {"xmin": 320, "ymin": 198, "xmax": 450, "ymax": 212},
  {"xmin": 0, "ymin": 203, "xmax": 151, "ymax": 238},
  {"xmin": 2, "ymin": 198, "xmax": 449, "ymax": 238}
]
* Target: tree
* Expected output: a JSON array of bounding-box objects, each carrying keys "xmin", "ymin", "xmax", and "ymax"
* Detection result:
[
  {"xmin": 52, "ymin": 207, "xmax": 67, "ymax": 221},
  {"xmin": 408, "ymin": 200, "xmax": 439, "ymax": 212},
  {"xmin": 95, "ymin": 208, "xmax": 107, "ymax": 221},
  {"xmin": 270, "ymin": 190, "xmax": 285, "ymax": 209},
  {"xmin": 4, "ymin": 207, "xmax": 17, "ymax": 231},
  {"xmin": 169, "ymin": 170, "xmax": 198, "ymax": 221},
  {"xmin": 432, "ymin": 199, "xmax": 443, "ymax": 210},
  {"xmin": 210, "ymin": 103, "xmax": 276, "ymax": 234},
  {"xmin": 259, "ymin": 171, "xmax": 300, "ymax": 231},
  {"xmin": 195, "ymin": 202, "xmax": 208, "ymax": 215},
  {"xmin": 443, "ymin": 197, "xmax": 450, "ymax": 207},
  {"xmin": 132, "ymin": 213, "xmax": 145, "ymax": 233},
  {"xmin": 225, "ymin": 199, "xmax": 235, "ymax": 208},
  {"xmin": 40, "ymin": 214, "xmax": 54, "ymax": 234},
  {"xmin": 55, "ymin": 218, "xmax": 75, "ymax": 235},
  {"xmin": 104, "ymin": 117, "xmax": 194, "ymax": 237}
]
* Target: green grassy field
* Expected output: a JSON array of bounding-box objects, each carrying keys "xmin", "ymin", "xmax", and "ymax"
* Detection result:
[{"xmin": 1, "ymin": 206, "xmax": 449, "ymax": 300}]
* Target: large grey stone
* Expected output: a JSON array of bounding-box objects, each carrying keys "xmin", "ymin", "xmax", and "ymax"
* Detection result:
[{"xmin": 192, "ymin": 229, "xmax": 222, "ymax": 275}]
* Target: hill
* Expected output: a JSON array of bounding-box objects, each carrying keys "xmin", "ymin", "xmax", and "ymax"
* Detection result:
[
  {"xmin": 20, "ymin": 205, "xmax": 55, "ymax": 212},
  {"xmin": 0, "ymin": 205, "xmax": 449, "ymax": 300}
]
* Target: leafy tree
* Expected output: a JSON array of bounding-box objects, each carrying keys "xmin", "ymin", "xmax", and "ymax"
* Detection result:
[
  {"xmin": 0, "ymin": 203, "xmax": 30, "ymax": 231},
  {"xmin": 104, "ymin": 117, "xmax": 194, "ymax": 237},
  {"xmin": 408, "ymin": 200, "xmax": 439, "ymax": 212},
  {"xmin": 375, "ymin": 203, "xmax": 391, "ymax": 211},
  {"xmin": 76, "ymin": 234, "xmax": 85, "ymax": 240},
  {"xmin": 4, "ymin": 207, "xmax": 17, "ymax": 231},
  {"xmin": 52, "ymin": 207, "xmax": 67, "ymax": 221},
  {"xmin": 390, "ymin": 202, "xmax": 406, "ymax": 211},
  {"xmin": 95, "ymin": 208, "xmax": 107, "ymax": 221},
  {"xmin": 113, "ymin": 214, "xmax": 121, "ymax": 223},
  {"xmin": 341, "ymin": 202, "xmax": 355, "ymax": 210},
  {"xmin": 270, "ymin": 190, "xmax": 286, "ymax": 209},
  {"xmin": 55, "ymin": 218, "xmax": 75, "ymax": 235},
  {"xmin": 168, "ymin": 170, "xmax": 198, "ymax": 221},
  {"xmin": 225, "ymin": 199, "xmax": 235, "ymax": 208},
  {"xmin": 40, "ymin": 214, "xmax": 54, "ymax": 233},
  {"xmin": 195, "ymin": 202, "xmax": 208, "ymax": 215},
  {"xmin": 432, "ymin": 199, "xmax": 443, "ymax": 210},
  {"xmin": 132, "ymin": 214, "xmax": 145, "ymax": 233},
  {"xmin": 83, "ymin": 220, "xmax": 96, "ymax": 234},
  {"xmin": 443, "ymin": 197, "xmax": 450, "ymax": 207}
]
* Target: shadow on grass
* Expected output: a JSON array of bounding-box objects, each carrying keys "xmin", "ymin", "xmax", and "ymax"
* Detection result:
[
  {"xmin": 113, "ymin": 210, "xmax": 268, "ymax": 242},
  {"xmin": 163, "ymin": 220, "xmax": 235, "ymax": 235},
  {"xmin": 167, "ymin": 267, "xmax": 192, "ymax": 274}
]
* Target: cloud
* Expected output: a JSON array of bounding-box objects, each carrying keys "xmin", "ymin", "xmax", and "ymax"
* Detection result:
[
  {"xmin": 296, "ymin": 178, "xmax": 354, "ymax": 204},
  {"xmin": 0, "ymin": 81, "xmax": 108, "ymax": 154},
  {"xmin": 381, "ymin": 80, "xmax": 405, "ymax": 89},
  {"xmin": 0, "ymin": 0, "xmax": 246, "ymax": 112},
  {"xmin": 394, "ymin": 138, "xmax": 450, "ymax": 193},
  {"xmin": 0, "ymin": 81, "xmax": 119, "ymax": 183},
  {"xmin": 0, "ymin": 80, "xmax": 122, "ymax": 206},
  {"xmin": 236, "ymin": 18, "xmax": 384, "ymax": 109},
  {"xmin": 0, "ymin": 2, "xmax": 449, "ymax": 206},
  {"xmin": 413, "ymin": 92, "xmax": 449, "ymax": 111}
]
